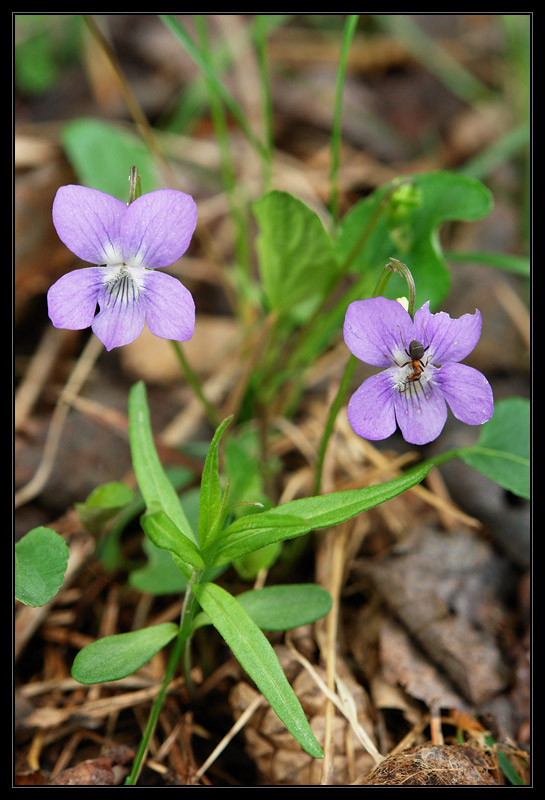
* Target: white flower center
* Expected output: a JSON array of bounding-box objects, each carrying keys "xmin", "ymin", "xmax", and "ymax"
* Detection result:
[
  {"xmin": 389, "ymin": 342, "xmax": 438, "ymax": 400},
  {"xmin": 101, "ymin": 265, "xmax": 146, "ymax": 309}
]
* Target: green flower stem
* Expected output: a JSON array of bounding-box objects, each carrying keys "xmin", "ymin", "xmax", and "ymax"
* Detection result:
[
  {"xmin": 384, "ymin": 257, "xmax": 416, "ymax": 319},
  {"xmin": 125, "ymin": 570, "xmax": 202, "ymax": 786},
  {"xmin": 280, "ymin": 178, "xmax": 416, "ymax": 388},
  {"xmin": 169, "ymin": 340, "xmax": 220, "ymax": 428},
  {"xmin": 313, "ymin": 354, "xmax": 357, "ymax": 495}
]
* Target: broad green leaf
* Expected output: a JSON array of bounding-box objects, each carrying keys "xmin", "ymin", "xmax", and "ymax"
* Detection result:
[
  {"xmin": 128, "ymin": 381, "xmax": 196, "ymax": 545},
  {"xmin": 61, "ymin": 118, "xmax": 157, "ymax": 200},
  {"xmin": 335, "ymin": 171, "xmax": 493, "ymax": 310},
  {"xmin": 75, "ymin": 481, "xmax": 135, "ymax": 536},
  {"xmin": 141, "ymin": 507, "xmax": 205, "ymax": 570},
  {"xmin": 193, "ymin": 582, "xmax": 323, "ymax": 758},
  {"xmin": 459, "ymin": 397, "xmax": 530, "ymax": 499},
  {"xmin": 15, "ymin": 527, "xmax": 70, "ymax": 607},
  {"xmin": 210, "ymin": 464, "xmax": 431, "ymax": 566},
  {"xmin": 198, "ymin": 416, "xmax": 232, "ymax": 548},
  {"xmin": 194, "ymin": 584, "xmax": 332, "ymax": 632},
  {"xmin": 254, "ymin": 190, "xmax": 337, "ymax": 313},
  {"xmin": 72, "ymin": 623, "xmax": 179, "ymax": 684}
]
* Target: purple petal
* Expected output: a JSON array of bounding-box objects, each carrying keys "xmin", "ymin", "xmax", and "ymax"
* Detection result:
[
  {"xmin": 435, "ymin": 363, "xmax": 494, "ymax": 425},
  {"xmin": 344, "ymin": 297, "xmax": 414, "ymax": 367},
  {"xmin": 143, "ymin": 270, "xmax": 195, "ymax": 342},
  {"xmin": 92, "ymin": 280, "xmax": 146, "ymax": 351},
  {"xmin": 347, "ymin": 371, "xmax": 397, "ymax": 440},
  {"xmin": 120, "ymin": 190, "xmax": 197, "ymax": 269},
  {"xmin": 394, "ymin": 380, "xmax": 447, "ymax": 445},
  {"xmin": 52, "ymin": 186, "xmax": 127, "ymax": 265},
  {"xmin": 47, "ymin": 267, "xmax": 102, "ymax": 330},
  {"xmin": 414, "ymin": 302, "xmax": 482, "ymax": 364}
]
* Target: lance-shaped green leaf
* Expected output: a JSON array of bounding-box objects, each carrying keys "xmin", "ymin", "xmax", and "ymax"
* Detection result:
[
  {"xmin": 193, "ymin": 582, "xmax": 323, "ymax": 758},
  {"xmin": 128, "ymin": 381, "xmax": 196, "ymax": 545},
  {"xmin": 210, "ymin": 464, "xmax": 431, "ymax": 566},
  {"xmin": 141, "ymin": 506, "xmax": 205, "ymax": 571},
  {"xmin": 198, "ymin": 416, "xmax": 232, "ymax": 549},
  {"xmin": 72, "ymin": 622, "xmax": 179, "ymax": 684},
  {"xmin": 15, "ymin": 527, "xmax": 70, "ymax": 608}
]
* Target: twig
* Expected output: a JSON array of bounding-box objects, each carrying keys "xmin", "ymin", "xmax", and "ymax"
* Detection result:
[{"xmin": 15, "ymin": 335, "xmax": 103, "ymax": 509}]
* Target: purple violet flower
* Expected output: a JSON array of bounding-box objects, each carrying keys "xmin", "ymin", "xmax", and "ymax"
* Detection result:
[
  {"xmin": 47, "ymin": 185, "xmax": 197, "ymax": 351},
  {"xmin": 343, "ymin": 296, "xmax": 494, "ymax": 445}
]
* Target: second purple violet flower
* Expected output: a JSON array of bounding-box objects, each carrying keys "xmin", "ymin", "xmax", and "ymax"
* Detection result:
[{"xmin": 343, "ymin": 296, "xmax": 494, "ymax": 445}]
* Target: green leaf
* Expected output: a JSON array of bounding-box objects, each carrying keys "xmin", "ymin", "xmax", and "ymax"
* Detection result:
[
  {"xmin": 445, "ymin": 250, "xmax": 530, "ymax": 277},
  {"xmin": 211, "ymin": 464, "xmax": 431, "ymax": 566},
  {"xmin": 141, "ymin": 507, "xmax": 205, "ymax": 570},
  {"xmin": 72, "ymin": 623, "xmax": 179, "ymax": 684},
  {"xmin": 195, "ymin": 583, "xmax": 332, "ymax": 632},
  {"xmin": 233, "ymin": 541, "xmax": 283, "ymax": 580},
  {"xmin": 254, "ymin": 190, "xmax": 337, "ymax": 313},
  {"xmin": 335, "ymin": 171, "xmax": 493, "ymax": 309},
  {"xmin": 15, "ymin": 527, "xmax": 70, "ymax": 607},
  {"xmin": 193, "ymin": 582, "xmax": 323, "ymax": 758},
  {"xmin": 459, "ymin": 397, "xmax": 530, "ymax": 499},
  {"xmin": 61, "ymin": 118, "xmax": 157, "ymax": 200},
  {"xmin": 236, "ymin": 584, "xmax": 332, "ymax": 630},
  {"xmin": 128, "ymin": 381, "xmax": 196, "ymax": 546},
  {"xmin": 75, "ymin": 481, "xmax": 135, "ymax": 536},
  {"xmin": 198, "ymin": 416, "xmax": 232, "ymax": 549}
]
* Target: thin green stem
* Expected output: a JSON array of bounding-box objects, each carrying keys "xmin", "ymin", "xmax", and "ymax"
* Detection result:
[
  {"xmin": 193, "ymin": 15, "xmax": 251, "ymax": 281},
  {"xmin": 313, "ymin": 354, "xmax": 357, "ymax": 495},
  {"xmin": 170, "ymin": 340, "xmax": 220, "ymax": 427},
  {"xmin": 254, "ymin": 15, "xmax": 274, "ymax": 194},
  {"xmin": 125, "ymin": 570, "xmax": 202, "ymax": 785},
  {"xmin": 384, "ymin": 257, "xmax": 415, "ymax": 319},
  {"xmin": 280, "ymin": 178, "xmax": 415, "ymax": 383},
  {"xmin": 329, "ymin": 15, "xmax": 359, "ymax": 227},
  {"xmin": 160, "ymin": 14, "xmax": 267, "ymax": 161}
]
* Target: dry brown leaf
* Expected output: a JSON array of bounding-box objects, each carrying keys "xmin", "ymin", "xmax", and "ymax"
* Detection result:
[{"xmin": 353, "ymin": 527, "xmax": 512, "ymax": 705}]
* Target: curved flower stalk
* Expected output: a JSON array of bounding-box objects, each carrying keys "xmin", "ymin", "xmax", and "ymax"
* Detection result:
[
  {"xmin": 343, "ymin": 296, "xmax": 494, "ymax": 445},
  {"xmin": 47, "ymin": 185, "xmax": 197, "ymax": 351}
]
